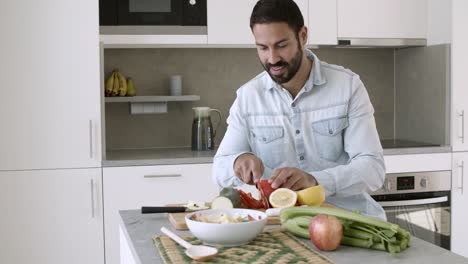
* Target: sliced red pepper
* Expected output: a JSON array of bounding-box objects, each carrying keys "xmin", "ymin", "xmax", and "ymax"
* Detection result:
[
  {"xmin": 237, "ymin": 189, "xmax": 265, "ymax": 209},
  {"xmin": 257, "ymin": 179, "xmax": 277, "ymax": 208},
  {"xmin": 247, "ymin": 214, "xmax": 255, "ymax": 221}
]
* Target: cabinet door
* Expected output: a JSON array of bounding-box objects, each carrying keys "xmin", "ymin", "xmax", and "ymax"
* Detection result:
[
  {"xmin": 103, "ymin": 163, "xmax": 218, "ymax": 264},
  {"xmin": 0, "ymin": 0, "xmax": 101, "ymax": 170},
  {"xmin": 0, "ymin": 168, "xmax": 104, "ymax": 264},
  {"xmin": 451, "ymin": 152, "xmax": 468, "ymax": 257},
  {"xmin": 337, "ymin": 0, "xmax": 427, "ymax": 39},
  {"xmin": 308, "ymin": 0, "xmax": 337, "ymax": 45},
  {"xmin": 451, "ymin": 0, "xmax": 468, "ymax": 152},
  {"xmin": 207, "ymin": 0, "xmax": 308, "ymax": 45}
]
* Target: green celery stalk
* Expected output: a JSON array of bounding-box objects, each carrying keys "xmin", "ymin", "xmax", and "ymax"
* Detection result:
[{"xmin": 341, "ymin": 236, "xmax": 373, "ymax": 248}]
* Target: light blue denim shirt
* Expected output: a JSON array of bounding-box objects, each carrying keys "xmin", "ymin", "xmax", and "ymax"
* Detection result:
[{"xmin": 213, "ymin": 49, "xmax": 386, "ymax": 220}]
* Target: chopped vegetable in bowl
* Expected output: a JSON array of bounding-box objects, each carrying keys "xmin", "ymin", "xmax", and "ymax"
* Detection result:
[{"xmin": 189, "ymin": 212, "xmax": 259, "ymax": 223}]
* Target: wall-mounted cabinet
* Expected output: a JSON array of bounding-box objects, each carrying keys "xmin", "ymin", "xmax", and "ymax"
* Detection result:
[
  {"xmin": 1, "ymin": 0, "xmax": 101, "ymax": 170},
  {"xmin": 207, "ymin": 0, "xmax": 309, "ymax": 46},
  {"xmin": 337, "ymin": 0, "xmax": 427, "ymax": 39},
  {"xmin": 100, "ymin": 0, "xmax": 435, "ymax": 47},
  {"xmin": 308, "ymin": 0, "xmax": 337, "ymax": 45}
]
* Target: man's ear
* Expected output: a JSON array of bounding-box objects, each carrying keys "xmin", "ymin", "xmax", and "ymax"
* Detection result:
[{"xmin": 299, "ymin": 26, "xmax": 308, "ymax": 46}]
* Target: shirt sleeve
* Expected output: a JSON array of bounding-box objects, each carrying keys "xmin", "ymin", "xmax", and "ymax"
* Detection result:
[
  {"xmin": 212, "ymin": 91, "xmax": 251, "ymax": 188},
  {"xmin": 311, "ymin": 75, "xmax": 386, "ymax": 198}
]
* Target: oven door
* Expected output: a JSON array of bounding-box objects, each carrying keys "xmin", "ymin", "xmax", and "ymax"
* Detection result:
[
  {"xmin": 111, "ymin": 0, "xmax": 206, "ymax": 26},
  {"xmin": 373, "ymin": 191, "xmax": 451, "ymax": 250}
]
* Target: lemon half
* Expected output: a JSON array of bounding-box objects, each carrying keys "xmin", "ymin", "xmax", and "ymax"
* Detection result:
[
  {"xmin": 296, "ymin": 185, "xmax": 325, "ymax": 206},
  {"xmin": 269, "ymin": 188, "xmax": 298, "ymax": 208}
]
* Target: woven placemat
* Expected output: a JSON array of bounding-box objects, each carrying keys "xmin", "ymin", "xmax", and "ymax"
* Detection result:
[{"xmin": 153, "ymin": 230, "xmax": 334, "ymax": 264}]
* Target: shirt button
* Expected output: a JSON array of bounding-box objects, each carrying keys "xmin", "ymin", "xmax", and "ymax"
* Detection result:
[
  {"xmin": 262, "ymin": 137, "xmax": 267, "ymax": 142},
  {"xmin": 299, "ymin": 156, "xmax": 304, "ymax": 160},
  {"xmin": 296, "ymin": 130, "xmax": 300, "ymax": 134},
  {"xmin": 329, "ymin": 129, "xmax": 333, "ymax": 135},
  {"xmin": 291, "ymin": 103, "xmax": 296, "ymax": 107}
]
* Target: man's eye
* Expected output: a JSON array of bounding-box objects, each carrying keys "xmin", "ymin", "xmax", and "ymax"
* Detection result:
[
  {"xmin": 258, "ymin": 46, "xmax": 267, "ymax": 51},
  {"xmin": 278, "ymin": 43, "xmax": 287, "ymax": 48}
]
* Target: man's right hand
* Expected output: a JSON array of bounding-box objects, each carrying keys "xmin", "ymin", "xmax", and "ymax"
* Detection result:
[{"xmin": 233, "ymin": 153, "xmax": 264, "ymax": 185}]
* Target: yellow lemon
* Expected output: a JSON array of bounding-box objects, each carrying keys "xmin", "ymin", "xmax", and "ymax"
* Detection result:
[
  {"xmin": 296, "ymin": 185, "xmax": 325, "ymax": 206},
  {"xmin": 269, "ymin": 188, "xmax": 298, "ymax": 208}
]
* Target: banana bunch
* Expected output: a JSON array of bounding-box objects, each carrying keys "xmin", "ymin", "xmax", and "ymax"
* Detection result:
[{"xmin": 105, "ymin": 69, "xmax": 136, "ymax": 97}]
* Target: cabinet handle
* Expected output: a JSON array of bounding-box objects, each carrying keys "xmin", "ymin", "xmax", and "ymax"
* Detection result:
[
  {"xmin": 458, "ymin": 110, "xmax": 465, "ymax": 144},
  {"xmin": 90, "ymin": 179, "xmax": 95, "ymax": 218},
  {"xmin": 89, "ymin": 120, "xmax": 94, "ymax": 159},
  {"xmin": 458, "ymin": 160, "xmax": 464, "ymax": 195},
  {"xmin": 144, "ymin": 174, "xmax": 182, "ymax": 178}
]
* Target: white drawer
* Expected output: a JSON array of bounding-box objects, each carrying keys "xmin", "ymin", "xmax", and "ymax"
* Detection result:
[{"xmin": 103, "ymin": 163, "xmax": 218, "ymax": 264}]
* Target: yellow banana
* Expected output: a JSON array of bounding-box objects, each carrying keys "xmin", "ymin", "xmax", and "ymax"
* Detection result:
[
  {"xmin": 117, "ymin": 72, "xmax": 127, "ymax": 96},
  {"xmin": 126, "ymin": 77, "xmax": 136, "ymax": 96},
  {"xmin": 105, "ymin": 71, "xmax": 115, "ymax": 96},
  {"xmin": 112, "ymin": 71, "xmax": 120, "ymax": 96}
]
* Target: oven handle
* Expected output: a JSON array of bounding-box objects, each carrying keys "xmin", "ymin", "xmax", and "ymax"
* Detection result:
[{"xmin": 377, "ymin": 196, "xmax": 448, "ymax": 207}]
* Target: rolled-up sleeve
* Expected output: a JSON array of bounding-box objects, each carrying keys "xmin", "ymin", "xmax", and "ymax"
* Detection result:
[
  {"xmin": 212, "ymin": 91, "xmax": 251, "ymax": 188},
  {"xmin": 311, "ymin": 75, "xmax": 385, "ymax": 197}
]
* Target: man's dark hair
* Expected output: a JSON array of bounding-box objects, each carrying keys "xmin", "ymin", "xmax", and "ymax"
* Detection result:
[{"xmin": 250, "ymin": 0, "xmax": 304, "ymax": 35}]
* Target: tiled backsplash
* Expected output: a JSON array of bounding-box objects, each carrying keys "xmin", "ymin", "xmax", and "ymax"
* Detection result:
[{"xmin": 104, "ymin": 48, "xmax": 394, "ymax": 150}]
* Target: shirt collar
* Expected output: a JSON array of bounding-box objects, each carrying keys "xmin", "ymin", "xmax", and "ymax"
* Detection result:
[{"xmin": 264, "ymin": 49, "xmax": 327, "ymax": 91}]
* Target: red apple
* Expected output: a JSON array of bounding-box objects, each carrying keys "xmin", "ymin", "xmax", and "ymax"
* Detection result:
[{"xmin": 309, "ymin": 214, "xmax": 343, "ymax": 251}]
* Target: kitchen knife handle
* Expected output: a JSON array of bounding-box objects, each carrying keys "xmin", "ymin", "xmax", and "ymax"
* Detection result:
[
  {"xmin": 90, "ymin": 179, "xmax": 95, "ymax": 218},
  {"xmin": 141, "ymin": 206, "xmax": 187, "ymax": 214},
  {"xmin": 89, "ymin": 120, "xmax": 95, "ymax": 159},
  {"xmin": 143, "ymin": 174, "xmax": 182, "ymax": 178},
  {"xmin": 459, "ymin": 110, "xmax": 465, "ymax": 144},
  {"xmin": 458, "ymin": 160, "xmax": 464, "ymax": 195}
]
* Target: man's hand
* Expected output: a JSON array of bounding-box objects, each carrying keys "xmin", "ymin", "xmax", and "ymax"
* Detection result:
[
  {"xmin": 269, "ymin": 167, "xmax": 318, "ymax": 191},
  {"xmin": 233, "ymin": 153, "xmax": 264, "ymax": 184}
]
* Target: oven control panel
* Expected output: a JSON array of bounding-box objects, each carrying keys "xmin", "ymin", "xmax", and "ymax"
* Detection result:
[{"xmin": 372, "ymin": 171, "xmax": 451, "ymax": 195}]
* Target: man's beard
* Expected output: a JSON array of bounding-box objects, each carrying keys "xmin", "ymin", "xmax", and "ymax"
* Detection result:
[{"xmin": 263, "ymin": 48, "xmax": 303, "ymax": 84}]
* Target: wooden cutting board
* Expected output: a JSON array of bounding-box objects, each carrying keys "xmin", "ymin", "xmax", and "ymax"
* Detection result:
[{"xmin": 168, "ymin": 212, "xmax": 281, "ymax": 230}]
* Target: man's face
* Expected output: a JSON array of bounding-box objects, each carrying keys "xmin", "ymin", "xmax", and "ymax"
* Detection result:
[{"xmin": 252, "ymin": 22, "xmax": 304, "ymax": 84}]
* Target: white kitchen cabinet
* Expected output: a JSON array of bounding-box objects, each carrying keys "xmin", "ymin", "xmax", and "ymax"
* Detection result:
[
  {"xmin": 103, "ymin": 163, "xmax": 218, "ymax": 264},
  {"xmin": 308, "ymin": 0, "xmax": 337, "ymax": 45},
  {"xmin": 337, "ymin": 0, "xmax": 427, "ymax": 39},
  {"xmin": 207, "ymin": 0, "xmax": 309, "ymax": 45},
  {"xmin": 451, "ymin": 0, "xmax": 468, "ymax": 152},
  {"xmin": 451, "ymin": 152, "xmax": 468, "ymax": 257},
  {"xmin": 0, "ymin": 168, "xmax": 104, "ymax": 264},
  {"xmin": 0, "ymin": 0, "xmax": 101, "ymax": 170}
]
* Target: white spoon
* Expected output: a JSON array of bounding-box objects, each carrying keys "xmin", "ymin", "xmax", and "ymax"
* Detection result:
[{"xmin": 160, "ymin": 227, "xmax": 218, "ymax": 262}]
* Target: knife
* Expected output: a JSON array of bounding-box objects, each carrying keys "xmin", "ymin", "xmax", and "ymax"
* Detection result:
[
  {"xmin": 141, "ymin": 206, "xmax": 192, "ymax": 214},
  {"xmin": 141, "ymin": 206, "xmax": 189, "ymax": 214}
]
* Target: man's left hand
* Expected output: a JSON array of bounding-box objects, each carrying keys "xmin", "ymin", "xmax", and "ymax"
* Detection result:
[{"xmin": 269, "ymin": 167, "xmax": 317, "ymax": 191}]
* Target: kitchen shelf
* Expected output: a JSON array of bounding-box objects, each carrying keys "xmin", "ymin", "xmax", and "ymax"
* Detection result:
[
  {"xmin": 100, "ymin": 34, "xmax": 208, "ymax": 48},
  {"xmin": 105, "ymin": 95, "xmax": 200, "ymax": 114}
]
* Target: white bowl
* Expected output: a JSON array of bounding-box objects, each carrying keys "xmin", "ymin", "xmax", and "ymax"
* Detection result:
[{"xmin": 185, "ymin": 208, "xmax": 267, "ymax": 247}]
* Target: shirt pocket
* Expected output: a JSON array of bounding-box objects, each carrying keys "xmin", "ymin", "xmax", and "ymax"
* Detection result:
[
  {"xmin": 250, "ymin": 126, "xmax": 285, "ymax": 168},
  {"xmin": 312, "ymin": 117, "xmax": 349, "ymax": 162}
]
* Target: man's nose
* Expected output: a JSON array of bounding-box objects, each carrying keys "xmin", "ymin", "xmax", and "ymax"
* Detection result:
[{"xmin": 268, "ymin": 49, "xmax": 281, "ymax": 65}]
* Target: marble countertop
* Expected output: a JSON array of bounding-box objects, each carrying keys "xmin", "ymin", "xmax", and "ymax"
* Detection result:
[
  {"xmin": 103, "ymin": 146, "xmax": 451, "ymax": 167},
  {"xmin": 119, "ymin": 209, "xmax": 468, "ymax": 264}
]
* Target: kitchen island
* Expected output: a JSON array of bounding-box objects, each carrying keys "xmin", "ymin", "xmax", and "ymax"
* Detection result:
[{"xmin": 119, "ymin": 210, "xmax": 468, "ymax": 264}]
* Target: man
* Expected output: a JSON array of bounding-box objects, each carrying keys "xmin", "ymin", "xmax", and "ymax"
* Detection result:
[{"xmin": 213, "ymin": 0, "xmax": 386, "ymax": 219}]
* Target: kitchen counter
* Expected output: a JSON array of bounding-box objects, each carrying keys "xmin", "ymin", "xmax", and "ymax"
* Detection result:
[
  {"xmin": 119, "ymin": 210, "xmax": 468, "ymax": 264},
  {"xmin": 103, "ymin": 146, "xmax": 451, "ymax": 167},
  {"xmin": 104, "ymin": 147, "xmax": 216, "ymax": 167}
]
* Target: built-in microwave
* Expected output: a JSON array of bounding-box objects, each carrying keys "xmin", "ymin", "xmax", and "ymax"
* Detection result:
[{"xmin": 100, "ymin": 0, "xmax": 207, "ymax": 28}]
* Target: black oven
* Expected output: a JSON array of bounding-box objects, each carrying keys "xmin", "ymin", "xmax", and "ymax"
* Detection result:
[
  {"xmin": 371, "ymin": 171, "xmax": 451, "ymax": 250},
  {"xmin": 100, "ymin": 0, "xmax": 207, "ymax": 26}
]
